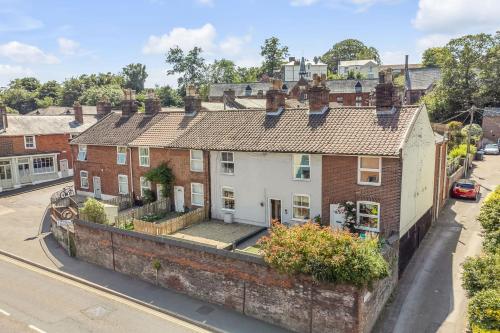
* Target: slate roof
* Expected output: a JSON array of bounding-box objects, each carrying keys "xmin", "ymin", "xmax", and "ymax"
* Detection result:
[
  {"xmin": 406, "ymin": 67, "xmax": 441, "ymax": 90},
  {"xmin": 0, "ymin": 115, "xmax": 98, "ymax": 136},
  {"xmin": 24, "ymin": 105, "xmax": 122, "ymax": 116},
  {"xmin": 164, "ymin": 106, "xmax": 421, "ymax": 156},
  {"xmin": 70, "ymin": 112, "xmax": 167, "ymax": 146},
  {"xmin": 339, "ymin": 60, "xmax": 377, "ymax": 67},
  {"xmin": 324, "ymin": 79, "xmax": 378, "ymax": 93},
  {"xmin": 483, "ymin": 107, "xmax": 500, "ymax": 117}
]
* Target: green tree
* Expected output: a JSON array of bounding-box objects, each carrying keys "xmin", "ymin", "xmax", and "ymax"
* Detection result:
[
  {"xmin": 477, "ymin": 39, "xmax": 500, "ymax": 106},
  {"xmin": 209, "ymin": 59, "xmax": 240, "ymax": 83},
  {"xmin": 122, "ymin": 63, "xmax": 148, "ymax": 92},
  {"xmin": 9, "ymin": 77, "xmax": 41, "ymax": 92},
  {"xmin": 1, "ymin": 88, "xmax": 37, "ymax": 113},
  {"xmin": 422, "ymin": 47, "xmax": 452, "ymax": 67},
  {"xmin": 38, "ymin": 80, "xmax": 61, "ymax": 100},
  {"xmin": 236, "ymin": 66, "xmax": 262, "ymax": 82},
  {"xmin": 166, "ymin": 47, "xmax": 208, "ymax": 90},
  {"xmin": 321, "ymin": 39, "xmax": 380, "ymax": 73},
  {"xmin": 61, "ymin": 77, "xmax": 85, "ymax": 106},
  {"xmin": 79, "ymin": 85, "xmax": 124, "ymax": 108},
  {"xmin": 155, "ymin": 85, "xmax": 183, "ymax": 107},
  {"xmin": 260, "ymin": 37, "xmax": 289, "ymax": 76},
  {"xmin": 80, "ymin": 198, "xmax": 108, "ymax": 224}
]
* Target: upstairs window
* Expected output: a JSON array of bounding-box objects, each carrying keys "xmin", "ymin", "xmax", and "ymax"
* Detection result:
[
  {"xmin": 190, "ymin": 150, "xmax": 203, "ymax": 172},
  {"xmin": 221, "ymin": 152, "xmax": 234, "ymax": 175},
  {"xmin": 77, "ymin": 145, "xmax": 87, "ymax": 161},
  {"xmin": 293, "ymin": 154, "xmax": 310, "ymax": 180},
  {"xmin": 24, "ymin": 136, "xmax": 36, "ymax": 149},
  {"xmin": 358, "ymin": 156, "xmax": 381, "ymax": 186},
  {"xmin": 117, "ymin": 146, "xmax": 127, "ymax": 165},
  {"xmin": 357, "ymin": 201, "xmax": 380, "ymax": 232},
  {"xmin": 139, "ymin": 147, "xmax": 150, "ymax": 167}
]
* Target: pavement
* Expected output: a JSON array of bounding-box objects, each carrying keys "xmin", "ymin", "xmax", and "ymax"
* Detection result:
[
  {"xmin": 373, "ymin": 155, "xmax": 500, "ymax": 333},
  {"xmin": 0, "ymin": 181, "xmax": 291, "ymax": 333}
]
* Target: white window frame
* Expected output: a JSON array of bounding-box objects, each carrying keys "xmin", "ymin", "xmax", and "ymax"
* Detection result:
[
  {"xmin": 221, "ymin": 186, "xmax": 235, "ymax": 211},
  {"xmin": 32, "ymin": 157, "xmax": 55, "ymax": 174},
  {"xmin": 118, "ymin": 174, "xmax": 128, "ymax": 195},
  {"xmin": 117, "ymin": 146, "xmax": 127, "ymax": 165},
  {"xmin": 292, "ymin": 194, "xmax": 311, "ymax": 221},
  {"xmin": 24, "ymin": 135, "xmax": 36, "ymax": 149},
  {"xmin": 190, "ymin": 150, "xmax": 204, "ymax": 172},
  {"xmin": 139, "ymin": 147, "xmax": 150, "ymax": 167},
  {"xmin": 356, "ymin": 201, "xmax": 380, "ymax": 232},
  {"xmin": 191, "ymin": 182, "xmax": 204, "ymax": 207},
  {"xmin": 292, "ymin": 154, "xmax": 311, "ymax": 181},
  {"xmin": 140, "ymin": 176, "xmax": 151, "ymax": 197},
  {"xmin": 357, "ymin": 156, "xmax": 382, "ymax": 186},
  {"xmin": 77, "ymin": 145, "xmax": 87, "ymax": 161},
  {"xmin": 80, "ymin": 170, "xmax": 89, "ymax": 189},
  {"xmin": 355, "ymin": 95, "xmax": 362, "ymax": 107},
  {"xmin": 221, "ymin": 151, "xmax": 234, "ymax": 175}
]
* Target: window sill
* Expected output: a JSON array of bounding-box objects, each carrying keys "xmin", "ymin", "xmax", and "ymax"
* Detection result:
[
  {"xmin": 221, "ymin": 208, "xmax": 235, "ymax": 212},
  {"xmin": 291, "ymin": 218, "xmax": 309, "ymax": 223},
  {"xmin": 192, "ymin": 203, "xmax": 204, "ymax": 207},
  {"xmin": 293, "ymin": 178, "xmax": 311, "ymax": 182},
  {"xmin": 190, "ymin": 169, "xmax": 204, "ymax": 173},
  {"xmin": 357, "ymin": 182, "xmax": 381, "ymax": 187},
  {"xmin": 355, "ymin": 226, "xmax": 380, "ymax": 233},
  {"xmin": 221, "ymin": 173, "xmax": 235, "ymax": 176},
  {"xmin": 25, "ymin": 147, "xmax": 36, "ymax": 150}
]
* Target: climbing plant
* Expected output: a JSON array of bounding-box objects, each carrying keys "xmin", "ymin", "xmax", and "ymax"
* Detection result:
[{"xmin": 143, "ymin": 163, "xmax": 175, "ymax": 199}]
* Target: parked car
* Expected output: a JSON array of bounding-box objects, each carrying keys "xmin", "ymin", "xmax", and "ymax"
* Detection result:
[
  {"xmin": 451, "ymin": 179, "xmax": 481, "ymax": 200},
  {"xmin": 483, "ymin": 143, "xmax": 499, "ymax": 155}
]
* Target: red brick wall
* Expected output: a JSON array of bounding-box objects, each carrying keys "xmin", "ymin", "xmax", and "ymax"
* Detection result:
[
  {"xmin": 322, "ymin": 156, "xmax": 402, "ymax": 238},
  {"xmin": 329, "ymin": 93, "xmax": 370, "ymax": 106},
  {"xmin": 482, "ymin": 115, "xmax": 500, "ymax": 143},
  {"xmin": 432, "ymin": 142, "xmax": 448, "ymax": 220},
  {"xmin": 0, "ymin": 133, "xmax": 73, "ymax": 167}
]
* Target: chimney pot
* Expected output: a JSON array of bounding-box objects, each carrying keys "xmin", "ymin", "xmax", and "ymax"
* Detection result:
[
  {"xmin": 184, "ymin": 84, "xmax": 201, "ymax": 116},
  {"xmin": 96, "ymin": 96, "xmax": 112, "ymax": 117},
  {"xmin": 308, "ymin": 80, "xmax": 330, "ymax": 114},
  {"xmin": 266, "ymin": 79, "xmax": 286, "ymax": 115},
  {"xmin": 145, "ymin": 90, "xmax": 161, "ymax": 115},
  {"xmin": 375, "ymin": 69, "xmax": 401, "ymax": 111},
  {"xmin": 73, "ymin": 101, "xmax": 83, "ymax": 124}
]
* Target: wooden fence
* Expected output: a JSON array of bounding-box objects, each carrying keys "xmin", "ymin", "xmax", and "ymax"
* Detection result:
[
  {"xmin": 133, "ymin": 206, "xmax": 208, "ymax": 236},
  {"xmin": 102, "ymin": 194, "xmax": 133, "ymax": 211},
  {"xmin": 114, "ymin": 199, "xmax": 170, "ymax": 227}
]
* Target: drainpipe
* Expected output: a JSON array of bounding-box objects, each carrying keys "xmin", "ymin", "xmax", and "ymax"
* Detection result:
[{"xmin": 128, "ymin": 147, "xmax": 134, "ymax": 197}]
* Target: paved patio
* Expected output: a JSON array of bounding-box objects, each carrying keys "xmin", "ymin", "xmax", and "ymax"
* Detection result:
[{"xmin": 169, "ymin": 220, "xmax": 264, "ymax": 249}]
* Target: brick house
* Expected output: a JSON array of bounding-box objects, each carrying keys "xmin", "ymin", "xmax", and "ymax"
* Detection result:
[
  {"xmin": 0, "ymin": 102, "xmax": 97, "ymax": 192},
  {"xmin": 482, "ymin": 107, "xmax": 500, "ymax": 144}
]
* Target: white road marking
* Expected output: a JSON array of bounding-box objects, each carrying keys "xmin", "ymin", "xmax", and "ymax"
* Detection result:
[
  {"xmin": 0, "ymin": 308, "xmax": 10, "ymax": 316},
  {"xmin": 28, "ymin": 325, "xmax": 47, "ymax": 333}
]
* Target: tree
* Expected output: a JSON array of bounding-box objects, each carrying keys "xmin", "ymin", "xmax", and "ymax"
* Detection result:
[
  {"xmin": 477, "ymin": 37, "xmax": 500, "ymax": 106},
  {"xmin": 237, "ymin": 66, "xmax": 262, "ymax": 82},
  {"xmin": 80, "ymin": 198, "xmax": 107, "ymax": 224},
  {"xmin": 155, "ymin": 85, "xmax": 183, "ymax": 107},
  {"xmin": 79, "ymin": 85, "xmax": 124, "ymax": 108},
  {"xmin": 209, "ymin": 59, "xmax": 240, "ymax": 83},
  {"xmin": 166, "ymin": 46, "xmax": 208, "ymax": 90},
  {"xmin": 60, "ymin": 77, "xmax": 85, "ymax": 106},
  {"xmin": 38, "ymin": 80, "xmax": 61, "ymax": 100},
  {"xmin": 122, "ymin": 63, "xmax": 148, "ymax": 92},
  {"xmin": 321, "ymin": 39, "xmax": 380, "ymax": 73},
  {"xmin": 422, "ymin": 47, "xmax": 451, "ymax": 67},
  {"xmin": 9, "ymin": 77, "xmax": 40, "ymax": 92},
  {"xmin": 1, "ymin": 88, "xmax": 37, "ymax": 113},
  {"xmin": 260, "ymin": 37, "xmax": 289, "ymax": 76}
]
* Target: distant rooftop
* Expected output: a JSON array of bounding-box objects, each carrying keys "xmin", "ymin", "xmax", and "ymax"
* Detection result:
[
  {"xmin": 0, "ymin": 114, "xmax": 99, "ymax": 136},
  {"xmin": 339, "ymin": 59, "xmax": 378, "ymax": 67}
]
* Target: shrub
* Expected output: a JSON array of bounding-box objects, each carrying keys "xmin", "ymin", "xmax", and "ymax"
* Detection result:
[
  {"xmin": 258, "ymin": 222, "xmax": 389, "ymax": 287},
  {"xmin": 478, "ymin": 187, "xmax": 500, "ymax": 253},
  {"xmin": 462, "ymin": 254, "xmax": 500, "ymax": 297},
  {"xmin": 80, "ymin": 198, "xmax": 107, "ymax": 224},
  {"xmin": 144, "ymin": 163, "xmax": 175, "ymax": 199},
  {"xmin": 448, "ymin": 144, "xmax": 477, "ymax": 160},
  {"xmin": 468, "ymin": 289, "xmax": 500, "ymax": 331}
]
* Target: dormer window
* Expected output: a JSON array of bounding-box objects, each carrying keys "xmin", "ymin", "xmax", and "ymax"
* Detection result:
[{"xmin": 355, "ymin": 82, "xmax": 362, "ymax": 94}]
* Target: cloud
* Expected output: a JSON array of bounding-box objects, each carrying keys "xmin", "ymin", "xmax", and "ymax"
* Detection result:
[
  {"xmin": 219, "ymin": 34, "xmax": 252, "ymax": 56},
  {"xmin": 289, "ymin": 0, "xmax": 394, "ymax": 11},
  {"xmin": 0, "ymin": 11, "xmax": 43, "ymax": 32},
  {"xmin": 290, "ymin": 0, "xmax": 319, "ymax": 6},
  {"xmin": 416, "ymin": 34, "xmax": 454, "ymax": 51},
  {"xmin": 380, "ymin": 50, "xmax": 408, "ymax": 65},
  {"xmin": 0, "ymin": 41, "xmax": 59, "ymax": 64},
  {"xmin": 0, "ymin": 64, "xmax": 33, "ymax": 85},
  {"xmin": 58, "ymin": 37, "xmax": 81, "ymax": 55},
  {"xmin": 143, "ymin": 23, "xmax": 217, "ymax": 54},
  {"xmin": 413, "ymin": 0, "xmax": 500, "ymax": 34},
  {"xmin": 196, "ymin": 0, "xmax": 214, "ymax": 6}
]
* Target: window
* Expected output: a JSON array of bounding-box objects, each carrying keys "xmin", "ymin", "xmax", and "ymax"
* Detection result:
[
  {"xmin": 221, "ymin": 152, "xmax": 234, "ymax": 175},
  {"xmin": 139, "ymin": 147, "xmax": 150, "ymax": 167},
  {"xmin": 140, "ymin": 176, "xmax": 151, "ymax": 197},
  {"xmin": 356, "ymin": 201, "xmax": 380, "ymax": 232},
  {"xmin": 336, "ymin": 96, "xmax": 343, "ymax": 106},
  {"xmin": 293, "ymin": 194, "xmax": 310, "ymax": 221},
  {"xmin": 358, "ymin": 156, "xmax": 382, "ymax": 185},
  {"xmin": 190, "ymin": 150, "xmax": 203, "ymax": 172},
  {"xmin": 80, "ymin": 171, "xmax": 89, "ymax": 189},
  {"xmin": 191, "ymin": 183, "xmax": 204, "ymax": 206},
  {"xmin": 293, "ymin": 154, "xmax": 310, "ymax": 180},
  {"xmin": 77, "ymin": 145, "xmax": 87, "ymax": 161},
  {"xmin": 245, "ymin": 85, "xmax": 252, "ymax": 96},
  {"xmin": 117, "ymin": 146, "xmax": 127, "ymax": 165},
  {"xmin": 355, "ymin": 82, "xmax": 362, "ymax": 94},
  {"xmin": 355, "ymin": 96, "xmax": 362, "ymax": 107},
  {"xmin": 32, "ymin": 157, "xmax": 54, "ymax": 174},
  {"xmin": 118, "ymin": 175, "xmax": 128, "ymax": 195},
  {"xmin": 222, "ymin": 186, "xmax": 235, "ymax": 210},
  {"xmin": 24, "ymin": 136, "xmax": 36, "ymax": 149}
]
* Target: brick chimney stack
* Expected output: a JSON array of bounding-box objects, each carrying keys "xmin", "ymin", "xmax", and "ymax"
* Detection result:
[
  {"xmin": 184, "ymin": 84, "xmax": 201, "ymax": 116},
  {"xmin": 375, "ymin": 68, "xmax": 401, "ymax": 112},
  {"xmin": 73, "ymin": 101, "xmax": 83, "ymax": 124},
  {"xmin": 96, "ymin": 96, "xmax": 112, "ymax": 117},
  {"xmin": 121, "ymin": 89, "xmax": 138, "ymax": 117},
  {"xmin": 145, "ymin": 90, "xmax": 161, "ymax": 116},
  {"xmin": 308, "ymin": 74, "xmax": 330, "ymax": 114},
  {"xmin": 266, "ymin": 79, "xmax": 286, "ymax": 115},
  {"xmin": 0, "ymin": 101, "xmax": 7, "ymax": 130}
]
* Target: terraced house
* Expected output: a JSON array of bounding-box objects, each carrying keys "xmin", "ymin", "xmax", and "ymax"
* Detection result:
[{"xmin": 71, "ymin": 71, "xmax": 437, "ymax": 273}]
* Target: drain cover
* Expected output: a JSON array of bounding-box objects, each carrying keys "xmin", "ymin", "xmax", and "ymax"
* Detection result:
[{"xmin": 196, "ymin": 305, "xmax": 215, "ymax": 315}]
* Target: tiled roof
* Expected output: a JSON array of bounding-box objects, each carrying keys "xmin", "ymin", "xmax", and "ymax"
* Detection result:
[
  {"xmin": 166, "ymin": 106, "xmax": 421, "ymax": 156},
  {"xmin": 407, "ymin": 67, "xmax": 441, "ymax": 90},
  {"xmin": 484, "ymin": 107, "xmax": 500, "ymax": 117},
  {"xmin": 24, "ymin": 105, "xmax": 121, "ymax": 116},
  {"xmin": 0, "ymin": 115, "xmax": 98, "ymax": 136},
  {"xmin": 70, "ymin": 112, "xmax": 167, "ymax": 146}
]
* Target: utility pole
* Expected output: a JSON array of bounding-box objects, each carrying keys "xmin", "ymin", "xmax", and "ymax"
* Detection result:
[{"xmin": 464, "ymin": 105, "xmax": 476, "ymax": 177}]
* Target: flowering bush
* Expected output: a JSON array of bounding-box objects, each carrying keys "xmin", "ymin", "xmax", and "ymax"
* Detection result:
[
  {"xmin": 80, "ymin": 198, "xmax": 107, "ymax": 224},
  {"xmin": 258, "ymin": 222, "xmax": 389, "ymax": 286},
  {"xmin": 468, "ymin": 289, "xmax": 500, "ymax": 332}
]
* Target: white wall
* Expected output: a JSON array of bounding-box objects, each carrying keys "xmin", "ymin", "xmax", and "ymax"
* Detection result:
[
  {"xmin": 399, "ymin": 106, "xmax": 436, "ymax": 236},
  {"xmin": 210, "ymin": 151, "xmax": 322, "ymax": 227},
  {"xmin": 282, "ymin": 64, "xmax": 328, "ymax": 81},
  {"xmin": 338, "ymin": 63, "xmax": 379, "ymax": 79}
]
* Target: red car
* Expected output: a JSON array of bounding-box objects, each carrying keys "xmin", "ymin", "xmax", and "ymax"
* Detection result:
[{"xmin": 451, "ymin": 179, "xmax": 480, "ymax": 200}]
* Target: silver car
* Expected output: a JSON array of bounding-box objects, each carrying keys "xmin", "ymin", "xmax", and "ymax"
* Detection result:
[{"xmin": 483, "ymin": 143, "xmax": 500, "ymax": 155}]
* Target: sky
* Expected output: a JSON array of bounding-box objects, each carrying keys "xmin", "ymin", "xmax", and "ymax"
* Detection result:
[{"xmin": 0, "ymin": 0, "xmax": 499, "ymax": 88}]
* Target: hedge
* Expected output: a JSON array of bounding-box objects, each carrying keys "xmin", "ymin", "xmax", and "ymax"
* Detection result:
[
  {"xmin": 462, "ymin": 253, "xmax": 500, "ymax": 297},
  {"xmin": 468, "ymin": 289, "xmax": 500, "ymax": 331},
  {"xmin": 258, "ymin": 222, "xmax": 389, "ymax": 287}
]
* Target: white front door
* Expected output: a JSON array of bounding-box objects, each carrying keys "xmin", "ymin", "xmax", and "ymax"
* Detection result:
[
  {"xmin": 93, "ymin": 176, "xmax": 102, "ymax": 199},
  {"xmin": 330, "ymin": 204, "xmax": 345, "ymax": 230},
  {"xmin": 60, "ymin": 159, "xmax": 69, "ymax": 177},
  {"xmin": 174, "ymin": 186, "xmax": 184, "ymax": 212}
]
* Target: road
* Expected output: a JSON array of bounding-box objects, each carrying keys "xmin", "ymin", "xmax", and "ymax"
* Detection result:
[
  {"xmin": 374, "ymin": 155, "xmax": 500, "ymax": 333},
  {"xmin": 0, "ymin": 254, "xmax": 209, "ymax": 333}
]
